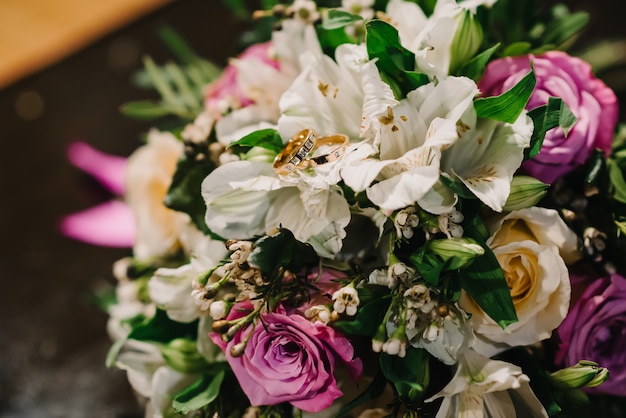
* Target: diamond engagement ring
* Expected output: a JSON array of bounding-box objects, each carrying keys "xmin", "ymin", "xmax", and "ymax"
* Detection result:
[
  {"xmin": 273, "ymin": 129, "xmax": 318, "ymax": 175},
  {"xmin": 300, "ymin": 134, "xmax": 350, "ymax": 168}
]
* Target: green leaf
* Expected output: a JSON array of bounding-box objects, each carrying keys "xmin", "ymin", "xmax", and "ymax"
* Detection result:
[
  {"xmin": 333, "ymin": 371, "xmax": 388, "ymax": 418},
  {"xmin": 119, "ymin": 100, "xmax": 175, "ymax": 120},
  {"xmin": 105, "ymin": 337, "xmax": 128, "ymax": 368},
  {"xmin": 475, "ymin": 68, "xmax": 535, "ymax": 123},
  {"xmin": 164, "ymin": 154, "xmax": 222, "ymax": 238},
  {"xmin": 455, "ymin": 43, "xmax": 500, "ymax": 81},
  {"xmin": 228, "ymin": 128, "xmax": 284, "ymax": 154},
  {"xmin": 317, "ymin": 26, "xmax": 356, "ymax": 56},
  {"xmin": 248, "ymin": 228, "xmax": 319, "ymax": 276},
  {"xmin": 461, "ymin": 247, "xmax": 518, "ymax": 329},
  {"xmin": 173, "ymin": 371, "xmax": 225, "ymax": 413},
  {"xmin": 128, "ymin": 309, "xmax": 199, "ymax": 343},
  {"xmin": 322, "ymin": 9, "xmax": 363, "ymax": 30},
  {"xmin": 220, "ymin": 0, "xmax": 250, "ymax": 19},
  {"xmin": 459, "ymin": 199, "xmax": 490, "ymax": 243},
  {"xmin": 379, "ymin": 348, "xmax": 429, "ymax": 403},
  {"xmin": 543, "ymin": 7, "xmax": 589, "ymax": 46},
  {"xmin": 410, "ymin": 250, "xmax": 446, "ymax": 286},
  {"xmin": 608, "ymin": 159, "xmax": 626, "ymax": 204},
  {"xmin": 440, "ymin": 174, "xmax": 476, "ymax": 199},
  {"xmin": 333, "ymin": 293, "xmax": 391, "ymax": 336},
  {"xmin": 143, "ymin": 56, "xmax": 186, "ymax": 110},
  {"xmin": 366, "ymin": 20, "xmax": 429, "ymax": 98},
  {"xmin": 525, "ymin": 97, "xmax": 577, "ymax": 160},
  {"xmin": 158, "ymin": 26, "xmax": 222, "ymax": 80},
  {"xmin": 502, "ymin": 41, "xmax": 532, "ymax": 57}
]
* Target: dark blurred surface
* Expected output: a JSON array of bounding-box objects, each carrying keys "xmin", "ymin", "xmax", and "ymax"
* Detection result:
[
  {"xmin": 0, "ymin": 1, "xmax": 247, "ymax": 416},
  {"xmin": 0, "ymin": 0, "xmax": 624, "ymax": 417}
]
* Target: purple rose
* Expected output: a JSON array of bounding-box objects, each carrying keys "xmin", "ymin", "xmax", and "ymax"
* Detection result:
[
  {"xmin": 555, "ymin": 273, "xmax": 626, "ymax": 395},
  {"xmin": 211, "ymin": 303, "xmax": 363, "ymax": 412},
  {"xmin": 479, "ymin": 51, "xmax": 618, "ymax": 184}
]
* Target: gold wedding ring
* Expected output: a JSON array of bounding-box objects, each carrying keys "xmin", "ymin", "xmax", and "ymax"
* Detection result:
[
  {"xmin": 273, "ymin": 129, "xmax": 350, "ymax": 175},
  {"xmin": 273, "ymin": 129, "xmax": 318, "ymax": 175},
  {"xmin": 300, "ymin": 134, "xmax": 350, "ymax": 168}
]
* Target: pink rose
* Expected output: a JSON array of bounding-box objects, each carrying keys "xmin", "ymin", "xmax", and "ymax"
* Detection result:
[
  {"xmin": 479, "ymin": 51, "xmax": 618, "ymax": 184},
  {"xmin": 211, "ymin": 302, "xmax": 362, "ymax": 412},
  {"xmin": 204, "ymin": 42, "xmax": 279, "ymax": 116},
  {"xmin": 555, "ymin": 273, "xmax": 626, "ymax": 395}
]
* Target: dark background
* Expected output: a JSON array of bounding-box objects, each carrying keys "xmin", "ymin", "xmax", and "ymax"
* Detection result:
[{"xmin": 0, "ymin": 0, "xmax": 623, "ymax": 417}]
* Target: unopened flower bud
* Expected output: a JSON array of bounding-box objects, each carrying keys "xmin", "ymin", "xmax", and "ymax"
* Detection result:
[
  {"xmin": 160, "ymin": 338, "xmax": 209, "ymax": 373},
  {"xmin": 244, "ymin": 146, "xmax": 276, "ymax": 163},
  {"xmin": 447, "ymin": 210, "xmax": 464, "ymax": 224},
  {"xmin": 209, "ymin": 300, "xmax": 228, "ymax": 320},
  {"xmin": 382, "ymin": 338, "xmax": 406, "ymax": 357},
  {"xmin": 203, "ymin": 285, "xmax": 218, "ymax": 299},
  {"xmin": 550, "ymin": 360, "xmax": 610, "ymax": 389},
  {"xmin": 230, "ymin": 342, "xmax": 247, "ymax": 357},
  {"xmin": 448, "ymin": 223, "xmax": 464, "ymax": 238},
  {"xmin": 212, "ymin": 320, "xmax": 231, "ymax": 333},
  {"xmin": 449, "ymin": 10, "xmax": 483, "ymax": 73},
  {"xmin": 427, "ymin": 237, "xmax": 484, "ymax": 269},
  {"xmin": 503, "ymin": 176, "xmax": 549, "ymax": 211}
]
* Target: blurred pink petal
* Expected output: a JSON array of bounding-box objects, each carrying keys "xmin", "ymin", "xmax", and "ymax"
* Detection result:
[
  {"xmin": 60, "ymin": 200, "xmax": 135, "ymax": 247},
  {"xmin": 67, "ymin": 141, "xmax": 127, "ymax": 195}
]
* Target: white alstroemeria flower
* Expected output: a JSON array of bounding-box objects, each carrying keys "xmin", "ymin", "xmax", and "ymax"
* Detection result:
[
  {"xmin": 408, "ymin": 305, "xmax": 475, "ymax": 366},
  {"xmin": 278, "ymin": 43, "xmax": 397, "ymax": 140},
  {"xmin": 426, "ymin": 349, "xmax": 548, "ymax": 418},
  {"xmin": 201, "ymin": 159, "xmax": 350, "ymax": 257},
  {"xmin": 341, "ymin": 76, "xmax": 478, "ymax": 213},
  {"xmin": 440, "ymin": 112, "xmax": 533, "ymax": 212},
  {"xmin": 386, "ymin": 0, "xmax": 494, "ymax": 78},
  {"xmin": 216, "ymin": 20, "xmax": 321, "ymax": 145}
]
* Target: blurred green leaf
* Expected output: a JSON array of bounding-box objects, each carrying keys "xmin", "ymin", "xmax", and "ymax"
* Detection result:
[
  {"xmin": 322, "ymin": 9, "xmax": 363, "ymax": 30},
  {"xmin": 173, "ymin": 371, "xmax": 225, "ymax": 413}
]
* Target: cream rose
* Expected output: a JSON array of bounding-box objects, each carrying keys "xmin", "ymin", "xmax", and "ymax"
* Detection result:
[
  {"xmin": 460, "ymin": 207, "xmax": 580, "ymax": 352},
  {"xmin": 125, "ymin": 129, "xmax": 190, "ymax": 260}
]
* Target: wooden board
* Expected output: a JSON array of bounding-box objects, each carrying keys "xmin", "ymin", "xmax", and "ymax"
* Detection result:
[{"xmin": 0, "ymin": 0, "xmax": 171, "ymax": 89}]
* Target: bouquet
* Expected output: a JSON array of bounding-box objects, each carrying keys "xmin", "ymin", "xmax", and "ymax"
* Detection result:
[{"xmin": 62, "ymin": 0, "xmax": 626, "ymax": 416}]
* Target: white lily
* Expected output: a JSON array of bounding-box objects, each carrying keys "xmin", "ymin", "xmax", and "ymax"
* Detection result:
[{"xmin": 426, "ymin": 349, "xmax": 548, "ymax": 418}]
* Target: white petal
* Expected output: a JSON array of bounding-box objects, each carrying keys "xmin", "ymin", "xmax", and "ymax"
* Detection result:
[
  {"xmin": 148, "ymin": 265, "xmax": 199, "ymax": 323},
  {"xmin": 443, "ymin": 114, "xmax": 533, "ymax": 212},
  {"xmin": 201, "ymin": 161, "xmax": 276, "ymax": 239},
  {"xmin": 150, "ymin": 366, "xmax": 199, "ymax": 417},
  {"xmin": 417, "ymin": 179, "xmax": 458, "ymax": 214}
]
